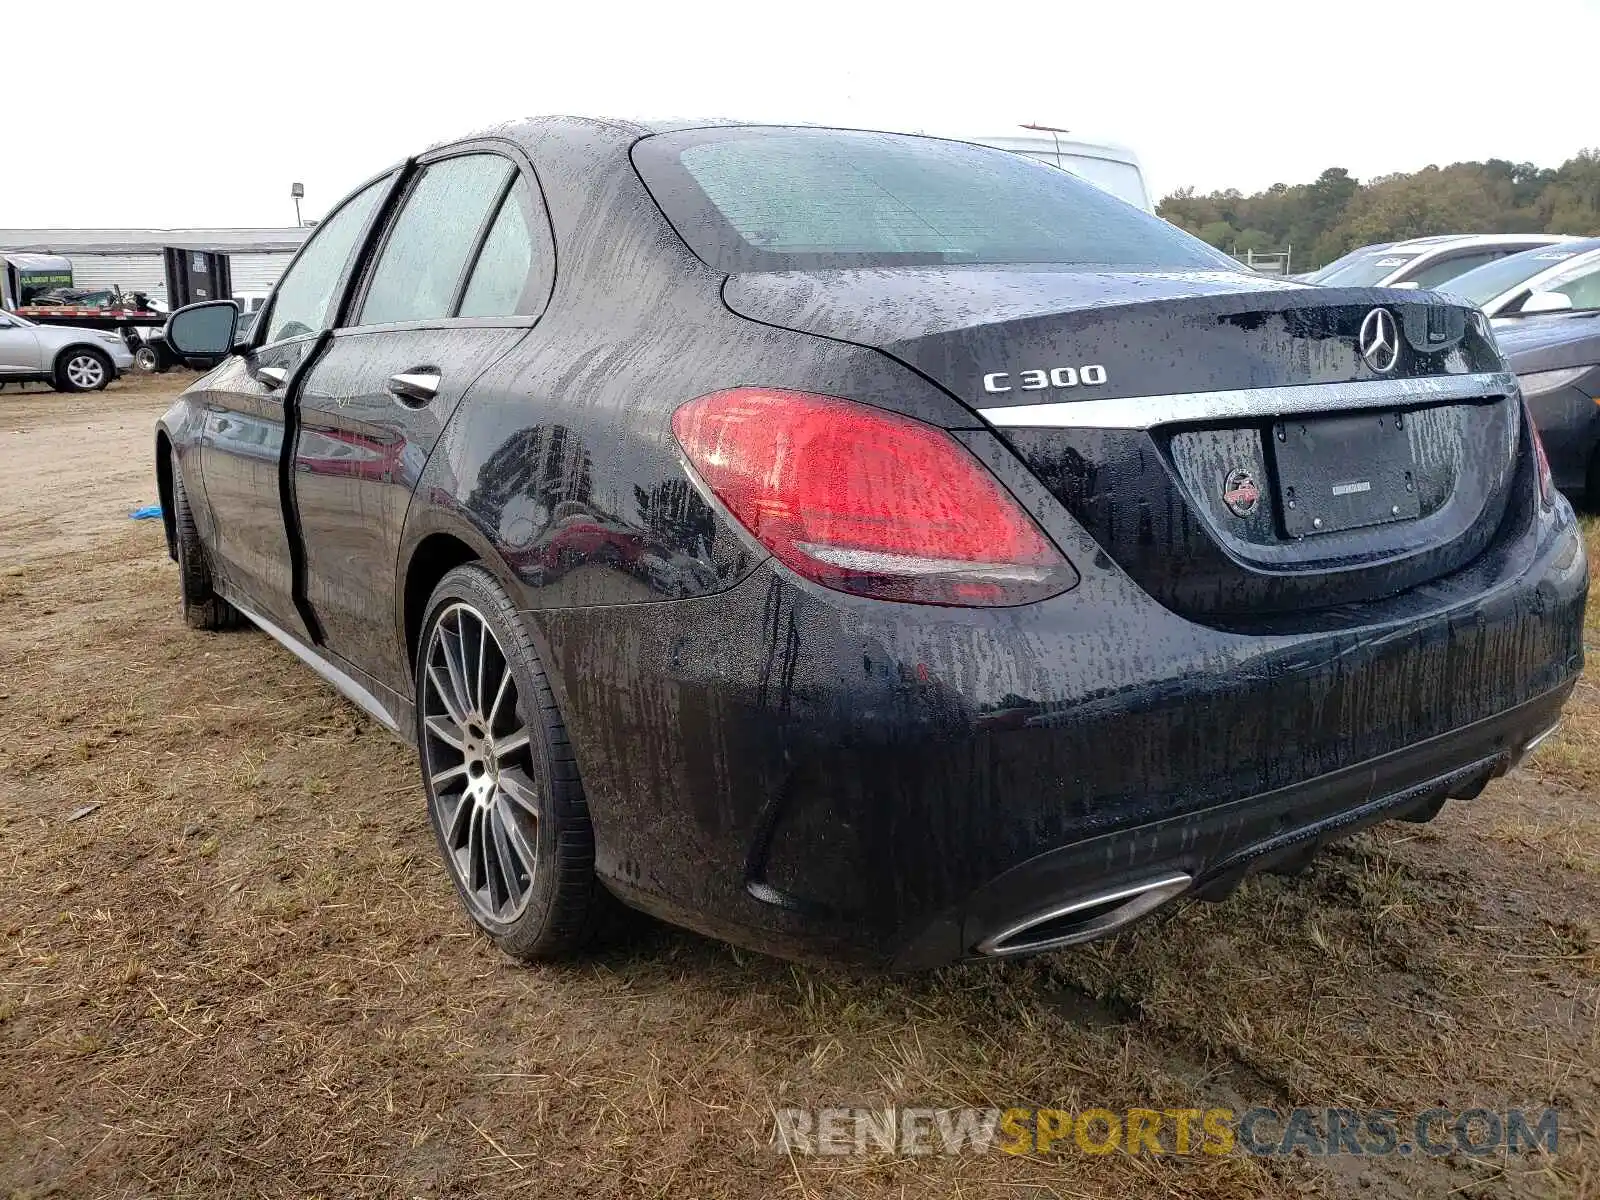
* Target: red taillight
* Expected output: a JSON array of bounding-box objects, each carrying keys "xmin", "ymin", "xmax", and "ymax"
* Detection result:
[
  {"xmin": 671, "ymin": 388, "xmax": 1075, "ymax": 606},
  {"xmin": 1524, "ymin": 398, "xmax": 1553, "ymax": 506}
]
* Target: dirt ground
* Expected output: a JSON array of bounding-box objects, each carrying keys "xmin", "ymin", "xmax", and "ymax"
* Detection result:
[{"xmin": 1, "ymin": 376, "xmax": 1597, "ymax": 1200}]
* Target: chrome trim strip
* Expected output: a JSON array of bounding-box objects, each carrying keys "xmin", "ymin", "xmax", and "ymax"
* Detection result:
[
  {"xmin": 229, "ymin": 598, "xmax": 403, "ymax": 733},
  {"xmin": 977, "ymin": 371, "xmax": 1517, "ymax": 430}
]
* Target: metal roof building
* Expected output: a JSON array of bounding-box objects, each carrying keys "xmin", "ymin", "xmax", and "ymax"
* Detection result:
[{"xmin": 0, "ymin": 227, "xmax": 311, "ymax": 305}]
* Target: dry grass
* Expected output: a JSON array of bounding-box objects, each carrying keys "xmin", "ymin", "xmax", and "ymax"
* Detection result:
[{"xmin": 1, "ymin": 379, "xmax": 1597, "ymax": 1199}]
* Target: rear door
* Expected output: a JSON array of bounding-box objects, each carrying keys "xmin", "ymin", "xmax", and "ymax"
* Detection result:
[
  {"xmin": 193, "ymin": 172, "xmax": 397, "ymax": 633},
  {"xmin": 291, "ymin": 146, "xmax": 553, "ymax": 694}
]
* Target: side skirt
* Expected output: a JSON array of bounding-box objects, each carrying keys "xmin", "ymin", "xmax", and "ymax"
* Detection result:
[{"xmin": 226, "ymin": 594, "xmax": 414, "ymax": 742}]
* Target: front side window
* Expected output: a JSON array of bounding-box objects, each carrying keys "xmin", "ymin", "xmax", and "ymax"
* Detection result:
[
  {"xmin": 1540, "ymin": 256, "xmax": 1600, "ymax": 312},
  {"xmin": 263, "ymin": 174, "xmax": 391, "ymax": 344},
  {"xmin": 633, "ymin": 128, "xmax": 1229, "ymax": 273},
  {"xmin": 458, "ymin": 177, "xmax": 539, "ymax": 317},
  {"xmin": 359, "ymin": 155, "xmax": 513, "ymax": 325}
]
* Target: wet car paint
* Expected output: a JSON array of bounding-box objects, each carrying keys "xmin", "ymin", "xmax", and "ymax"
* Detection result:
[
  {"xmin": 157, "ymin": 116, "xmax": 1587, "ymax": 968},
  {"xmin": 1496, "ymin": 315, "xmax": 1600, "ymax": 497}
]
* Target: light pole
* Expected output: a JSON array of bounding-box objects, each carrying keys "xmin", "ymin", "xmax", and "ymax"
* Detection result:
[{"xmin": 291, "ymin": 182, "xmax": 305, "ymax": 228}]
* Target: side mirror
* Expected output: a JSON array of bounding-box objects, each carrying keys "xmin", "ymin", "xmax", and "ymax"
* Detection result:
[
  {"xmin": 165, "ymin": 300, "xmax": 240, "ymax": 366},
  {"xmin": 1521, "ymin": 290, "xmax": 1574, "ymax": 315}
]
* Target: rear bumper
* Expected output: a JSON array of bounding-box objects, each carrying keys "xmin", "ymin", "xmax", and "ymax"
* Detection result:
[{"xmin": 532, "ymin": 481, "xmax": 1587, "ymax": 969}]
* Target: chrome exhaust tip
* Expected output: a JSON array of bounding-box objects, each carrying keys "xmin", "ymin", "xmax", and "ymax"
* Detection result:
[
  {"xmin": 1501, "ymin": 720, "xmax": 1563, "ymax": 775},
  {"xmin": 975, "ymin": 870, "xmax": 1192, "ymax": 957}
]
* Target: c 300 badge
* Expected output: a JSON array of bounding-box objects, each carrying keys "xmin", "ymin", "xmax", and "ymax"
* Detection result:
[{"xmin": 1222, "ymin": 467, "xmax": 1261, "ymax": 517}]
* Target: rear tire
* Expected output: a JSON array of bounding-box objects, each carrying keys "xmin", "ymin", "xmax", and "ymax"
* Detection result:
[
  {"xmin": 134, "ymin": 345, "xmax": 161, "ymax": 374},
  {"xmin": 56, "ymin": 348, "xmax": 112, "ymax": 392},
  {"xmin": 171, "ymin": 461, "xmax": 243, "ymax": 631},
  {"xmin": 416, "ymin": 564, "xmax": 605, "ymax": 961}
]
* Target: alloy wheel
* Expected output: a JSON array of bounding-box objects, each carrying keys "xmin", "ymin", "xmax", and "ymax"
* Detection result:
[
  {"xmin": 66, "ymin": 354, "xmax": 105, "ymax": 389},
  {"xmin": 420, "ymin": 602, "xmax": 541, "ymax": 924}
]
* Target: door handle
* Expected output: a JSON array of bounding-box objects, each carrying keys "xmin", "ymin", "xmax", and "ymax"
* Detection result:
[
  {"xmin": 257, "ymin": 366, "xmax": 288, "ymax": 389},
  {"xmin": 387, "ymin": 369, "xmax": 441, "ymax": 406}
]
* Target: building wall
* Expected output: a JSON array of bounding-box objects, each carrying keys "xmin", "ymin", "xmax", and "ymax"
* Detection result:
[
  {"xmin": 227, "ymin": 252, "xmax": 295, "ymax": 298},
  {"xmin": 34, "ymin": 250, "xmax": 295, "ymax": 307},
  {"xmin": 66, "ymin": 253, "xmax": 165, "ymax": 301}
]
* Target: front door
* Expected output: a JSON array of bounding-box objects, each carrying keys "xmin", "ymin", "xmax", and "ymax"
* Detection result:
[
  {"xmin": 0, "ymin": 316, "xmax": 42, "ymax": 377},
  {"xmin": 194, "ymin": 172, "xmax": 396, "ymax": 632},
  {"xmin": 291, "ymin": 151, "xmax": 550, "ymax": 695}
]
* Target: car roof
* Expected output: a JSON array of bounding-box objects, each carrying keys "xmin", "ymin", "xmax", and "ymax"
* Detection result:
[{"xmin": 1389, "ymin": 233, "xmax": 1579, "ymax": 250}]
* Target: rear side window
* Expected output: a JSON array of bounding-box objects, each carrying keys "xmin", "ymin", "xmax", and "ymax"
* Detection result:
[
  {"xmin": 1404, "ymin": 250, "xmax": 1501, "ymax": 289},
  {"xmin": 263, "ymin": 174, "xmax": 390, "ymax": 343},
  {"xmin": 459, "ymin": 177, "xmax": 539, "ymax": 317},
  {"xmin": 359, "ymin": 154, "xmax": 514, "ymax": 325},
  {"xmin": 633, "ymin": 128, "xmax": 1230, "ymax": 273}
]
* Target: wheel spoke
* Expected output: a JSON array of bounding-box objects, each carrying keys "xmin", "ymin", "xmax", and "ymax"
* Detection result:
[
  {"xmin": 495, "ymin": 794, "xmax": 538, "ymax": 880},
  {"xmin": 430, "ymin": 761, "xmax": 469, "ymax": 787},
  {"xmin": 440, "ymin": 623, "xmax": 474, "ymax": 721},
  {"xmin": 498, "ymin": 767, "xmax": 541, "ymax": 816},
  {"xmin": 486, "ymin": 668, "xmax": 512, "ymax": 729},
  {"xmin": 443, "ymin": 792, "xmax": 472, "ymax": 846},
  {"xmin": 474, "ymin": 614, "xmax": 488, "ymax": 719},
  {"xmin": 427, "ymin": 662, "xmax": 467, "ymax": 725},
  {"xmin": 475, "ymin": 808, "xmax": 495, "ymax": 900},
  {"xmin": 424, "ymin": 714, "xmax": 467, "ymax": 751},
  {"xmin": 466, "ymin": 805, "xmax": 485, "ymax": 892},
  {"xmin": 487, "ymin": 805, "xmax": 523, "ymax": 907},
  {"xmin": 494, "ymin": 726, "xmax": 531, "ymax": 761}
]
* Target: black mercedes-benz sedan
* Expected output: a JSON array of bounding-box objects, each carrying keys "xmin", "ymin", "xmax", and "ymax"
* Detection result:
[{"xmin": 154, "ymin": 117, "xmax": 1587, "ymax": 969}]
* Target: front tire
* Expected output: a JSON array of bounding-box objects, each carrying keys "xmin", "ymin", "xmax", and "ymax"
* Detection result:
[
  {"xmin": 417, "ymin": 565, "xmax": 603, "ymax": 961},
  {"xmin": 171, "ymin": 462, "xmax": 243, "ymax": 630},
  {"xmin": 56, "ymin": 348, "xmax": 112, "ymax": 392},
  {"xmin": 134, "ymin": 345, "xmax": 162, "ymax": 374}
]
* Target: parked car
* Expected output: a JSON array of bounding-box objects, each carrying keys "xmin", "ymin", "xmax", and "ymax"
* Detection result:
[
  {"xmin": 1437, "ymin": 238, "xmax": 1600, "ymax": 319},
  {"xmin": 0, "ymin": 308, "xmax": 133, "ymax": 390},
  {"xmin": 155, "ymin": 118, "xmax": 1586, "ymax": 970},
  {"xmin": 1497, "ymin": 313, "xmax": 1600, "ymax": 501},
  {"xmin": 1304, "ymin": 234, "xmax": 1577, "ymax": 290}
]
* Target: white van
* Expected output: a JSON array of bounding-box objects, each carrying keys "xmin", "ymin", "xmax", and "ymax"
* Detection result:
[{"xmin": 957, "ymin": 133, "xmax": 1153, "ymax": 212}]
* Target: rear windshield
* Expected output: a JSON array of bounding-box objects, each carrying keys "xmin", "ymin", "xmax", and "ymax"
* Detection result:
[{"xmin": 632, "ymin": 127, "xmax": 1230, "ymax": 273}]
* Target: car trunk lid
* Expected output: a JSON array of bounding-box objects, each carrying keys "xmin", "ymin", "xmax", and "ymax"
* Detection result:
[{"xmin": 723, "ymin": 266, "xmax": 1522, "ymax": 619}]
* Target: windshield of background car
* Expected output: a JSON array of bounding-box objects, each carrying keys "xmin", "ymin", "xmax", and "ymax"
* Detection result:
[
  {"xmin": 1439, "ymin": 246, "xmax": 1585, "ymax": 307},
  {"xmin": 1309, "ymin": 250, "xmax": 1421, "ymax": 286},
  {"xmin": 632, "ymin": 128, "xmax": 1232, "ymax": 272}
]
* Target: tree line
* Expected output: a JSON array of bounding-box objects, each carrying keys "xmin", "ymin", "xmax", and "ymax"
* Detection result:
[{"xmin": 1157, "ymin": 151, "xmax": 1600, "ymax": 270}]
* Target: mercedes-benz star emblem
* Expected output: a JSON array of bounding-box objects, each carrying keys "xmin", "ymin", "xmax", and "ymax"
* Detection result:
[
  {"xmin": 1358, "ymin": 307, "xmax": 1400, "ymax": 373},
  {"xmin": 1222, "ymin": 467, "xmax": 1261, "ymax": 518}
]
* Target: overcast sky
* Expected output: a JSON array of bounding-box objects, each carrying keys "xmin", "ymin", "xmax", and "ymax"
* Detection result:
[{"xmin": 7, "ymin": 0, "xmax": 1599, "ymax": 229}]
